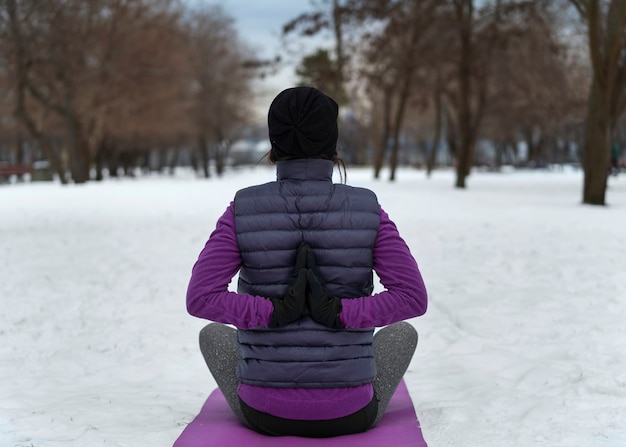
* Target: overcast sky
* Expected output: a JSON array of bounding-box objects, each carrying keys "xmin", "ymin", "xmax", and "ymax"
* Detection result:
[{"xmin": 188, "ymin": 0, "xmax": 329, "ymax": 120}]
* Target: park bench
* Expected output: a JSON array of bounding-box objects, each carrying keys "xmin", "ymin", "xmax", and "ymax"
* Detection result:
[{"xmin": 0, "ymin": 163, "xmax": 33, "ymax": 182}]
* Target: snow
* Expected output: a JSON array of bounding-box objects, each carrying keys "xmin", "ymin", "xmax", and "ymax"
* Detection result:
[{"xmin": 1, "ymin": 166, "xmax": 625, "ymax": 447}]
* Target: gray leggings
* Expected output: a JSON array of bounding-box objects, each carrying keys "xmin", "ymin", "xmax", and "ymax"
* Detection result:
[{"xmin": 198, "ymin": 321, "xmax": 418, "ymax": 428}]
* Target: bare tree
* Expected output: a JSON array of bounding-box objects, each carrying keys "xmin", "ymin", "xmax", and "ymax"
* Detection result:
[
  {"xmin": 284, "ymin": 0, "xmax": 350, "ymax": 103},
  {"xmin": 1, "ymin": 0, "xmax": 186, "ymax": 183},
  {"xmin": 569, "ymin": 0, "xmax": 626, "ymax": 205},
  {"xmin": 482, "ymin": 2, "xmax": 581, "ymax": 168},
  {"xmin": 446, "ymin": 0, "xmax": 504, "ymax": 188},
  {"xmin": 100, "ymin": 1, "xmax": 190, "ymax": 177},
  {"xmin": 2, "ymin": 0, "xmax": 68, "ymax": 182},
  {"xmin": 184, "ymin": 5, "xmax": 256, "ymax": 178},
  {"xmin": 363, "ymin": 1, "xmax": 440, "ymax": 180}
]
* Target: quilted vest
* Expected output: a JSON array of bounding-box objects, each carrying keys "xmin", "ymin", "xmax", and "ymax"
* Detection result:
[{"xmin": 234, "ymin": 158, "xmax": 380, "ymax": 388}]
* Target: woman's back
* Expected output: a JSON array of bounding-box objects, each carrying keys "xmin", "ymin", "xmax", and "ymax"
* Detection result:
[{"xmin": 186, "ymin": 86, "xmax": 427, "ymax": 437}]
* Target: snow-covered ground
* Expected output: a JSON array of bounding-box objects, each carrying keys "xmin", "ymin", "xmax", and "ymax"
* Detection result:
[{"xmin": 1, "ymin": 166, "xmax": 625, "ymax": 447}]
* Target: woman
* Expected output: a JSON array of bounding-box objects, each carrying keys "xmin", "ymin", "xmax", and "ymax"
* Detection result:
[{"xmin": 186, "ymin": 86, "xmax": 427, "ymax": 437}]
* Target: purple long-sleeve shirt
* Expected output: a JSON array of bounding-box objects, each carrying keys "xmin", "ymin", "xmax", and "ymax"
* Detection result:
[{"xmin": 187, "ymin": 202, "xmax": 427, "ymax": 420}]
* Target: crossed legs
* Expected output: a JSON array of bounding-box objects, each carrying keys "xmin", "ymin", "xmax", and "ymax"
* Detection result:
[{"xmin": 198, "ymin": 321, "xmax": 418, "ymax": 428}]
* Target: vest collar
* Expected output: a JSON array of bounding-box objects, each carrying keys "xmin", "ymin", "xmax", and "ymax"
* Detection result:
[{"xmin": 276, "ymin": 159, "xmax": 334, "ymax": 181}]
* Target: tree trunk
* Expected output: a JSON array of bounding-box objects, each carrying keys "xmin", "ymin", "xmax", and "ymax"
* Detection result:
[
  {"xmin": 427, "ymin": 92, "xmax": 443, "ymax": 177},
  {"xmin": 389, "ymin": 74, "xmax": 412, "ymax": 181},
  {"xmin": 198, "ymin": 136, "xmax": 210, "ymax": 178},
  {"xmin": 575, "ymin": 0, "xmax": 626, "ymax": 205},
  {"xmin": 94, "ymin": 138, "xmax": 107, "ymax": 181},
  {"xmin": 373, "ymin": 89, "xmax": 393, "ymax": 179},
  {"xmin": 389, "ymin": 135, "xmax": 400, "ymax": 181},
  {"xmin": 582, "ymin": 77, "xmax": 611, "ymax": 205},
  {"xmin": 452, "ymin": 0, "xmax": 492, "ymax": 187},
  {"xmin": 16, "ymin": 115, "xmax": 66, "ymax": 183},
  {"xmin": 215, "ymin": 141, "xmax": 228, "ymax": 176},
  {"xmin": 108, "ymin": 148, "xmax": 120, "ymax": 178},
  {"xmin": 455, "ymin": 137, "xmax": 476, "ymax": 188},
  {"xmin": 495, "ymin": 141, "xmax": 504, "ymax": 169},
  {"xmin": 156, "ymin": 148, "xmax": 166, "ymax": 173},
  {"xmin": 389, "ymin": 54, "xmax": 414, "ymax": 181},
  {"xmin": 332, "ymin": 0, "xmax": 345, "ymax": 100},
  {"xmin": 122, "ymin": 150, "xmax": 137, "ymax": 177},
  {"xmin": 65, "ymin": 111, "xmax": 90, "ymax": 184},
  {"xmin": 454, "ymin": 1, "xmax": 473, "ymax": 189}
]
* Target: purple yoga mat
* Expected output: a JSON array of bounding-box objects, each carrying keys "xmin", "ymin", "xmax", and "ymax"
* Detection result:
[{"xmin": 173, "ymin": 380, "xmax": 428, "ymax": 447}]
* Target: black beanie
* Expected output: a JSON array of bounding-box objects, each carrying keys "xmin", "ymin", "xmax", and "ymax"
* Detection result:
[{"xmin": 268, "ymin": 86, "xmax": 339, "ymax": 160}]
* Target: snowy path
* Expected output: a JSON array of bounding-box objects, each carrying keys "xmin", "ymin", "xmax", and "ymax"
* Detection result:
[{"xmin": 1, "ymin": 167, "xmax": 625, "ymax": 446}]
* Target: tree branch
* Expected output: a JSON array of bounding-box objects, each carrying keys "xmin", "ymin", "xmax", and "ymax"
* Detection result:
[
  {"xmin": 604, "ymin": 0, "xmax": 626, "ymax": 81},
  {"xmin": 569, "ymin": 0, "xmax": 588, "ymax": 18}
]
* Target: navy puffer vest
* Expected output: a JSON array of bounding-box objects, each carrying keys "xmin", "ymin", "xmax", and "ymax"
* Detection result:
[{"xmin": 234, "ymin": 159, "xmax": 380, "ymax": 388}]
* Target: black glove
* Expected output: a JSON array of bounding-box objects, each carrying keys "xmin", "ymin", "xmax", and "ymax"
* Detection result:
[
  {"xmin": 269, "ymin": 242, "xmax": 309, "ymax": 328},
  {"xmin": 305, "ymin": 251, "xmax": 344, "ymax": 329}
]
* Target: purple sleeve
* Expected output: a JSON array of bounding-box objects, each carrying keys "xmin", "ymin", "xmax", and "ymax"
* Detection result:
[
  {"xmin": 340, "ymin": 206, "xmax": 428, "ymax": 328},
  {"xmin": 186, "ymin": 202, "xmax": 274, "ymax": 329}
]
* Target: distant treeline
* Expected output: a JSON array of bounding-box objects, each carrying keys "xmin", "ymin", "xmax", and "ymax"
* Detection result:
[{"xmin": 0, "ymin": 0, "xmax": 624, "ymax": 205}]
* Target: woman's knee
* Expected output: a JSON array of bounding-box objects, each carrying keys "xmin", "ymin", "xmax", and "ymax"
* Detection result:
[
  {"xmin": 199, "ymin": 323, "xmax": 237, "ymax": 353},
  {"xmin": 374, "ymin": 321, "xmax": 418, "ymax": 350}
]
